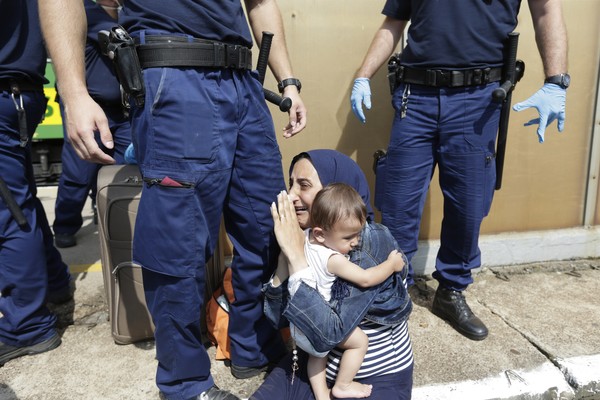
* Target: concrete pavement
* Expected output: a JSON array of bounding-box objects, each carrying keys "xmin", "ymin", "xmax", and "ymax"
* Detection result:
[{"xmin": 1, "ymin": 186, "xmax": 599, "ymax": 400}]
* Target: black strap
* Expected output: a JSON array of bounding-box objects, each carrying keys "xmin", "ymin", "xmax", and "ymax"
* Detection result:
[
  {"xmin": 136, "ymin": 36, "xmax": 252, "ymax": 70},
  {"xmin": 0, "ymin": 79, "xmax": 43, "ymax": 92},
  {"xmin": 397, "ymin": 66, "xmax": 503, "ymax": 87}
]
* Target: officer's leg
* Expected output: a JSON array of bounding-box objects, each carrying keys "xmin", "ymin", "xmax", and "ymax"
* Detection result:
[
  {"xmin": 224, "ymin": 70, "xmax": 286, "ymax": 376},
  {"xmin": 0, "ymin": 93, "xmax": 58, "ymax": 360},
  {"xmin": 430, "ymin": 84, "xmax": 500, "ymax": 341},
  {"xmin": 53, "ymin": 110, "xmax": 98, "ymax": 247},
  {"xmin": 132, "ymin": 67, "xmax": 232, "ymax": 398},
  {"xmin": 380, "ymin": 83, "xmax": 438, "ymax": 285}
]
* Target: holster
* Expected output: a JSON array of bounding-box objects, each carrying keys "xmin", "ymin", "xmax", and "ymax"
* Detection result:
[
  {"xmin": 387, "ymin": 52, "xmax": 402, "ymax": 95},
  {"xmin": 98, "ymin": 26, "xmax": 145, "ymax": 107}
]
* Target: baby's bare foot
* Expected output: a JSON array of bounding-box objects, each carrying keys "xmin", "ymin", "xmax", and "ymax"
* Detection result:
[{"xmin": 331, "ymin": 381, "xmax": 372, "ymax": 399}]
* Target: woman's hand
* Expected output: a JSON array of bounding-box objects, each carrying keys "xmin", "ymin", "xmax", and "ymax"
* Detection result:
[{"xmin": 271, "ymin": 191, "xmax": 307, "ymax": 275}]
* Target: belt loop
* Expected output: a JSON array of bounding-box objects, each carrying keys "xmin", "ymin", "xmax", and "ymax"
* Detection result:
[
  {"xmin": 464, "ymin": 70, "xmax": 473, "ymax": 86},
  {"xmin": 426, "ymin": 70, "xmax": 437, "ymax": 86},
  {"xmin": 473, "ymin": 69, "xmax": 482, "ymax": 85},
  {"xmin": 482, "ymin": 67, "xmax": 491, "ymax": 84},
  {"xmin": 213, "ymin": 42, "xmax": 225, "ymax": 68},
  {"xmin": 450, "ymin": 71, "xmax": 463, "ymax": 87},
  {"xmin": 225, "ymin": 45, "xmax": 236, "ymax": 68}
]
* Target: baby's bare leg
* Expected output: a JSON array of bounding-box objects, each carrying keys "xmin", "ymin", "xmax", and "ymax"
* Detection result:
[
  {"xmin": 331, "ymin": 327, "xmax": 372, "ymax": 399},
  {"xmin": 307, "ymin": 355, "xmax": 330, "ymax": 400}
]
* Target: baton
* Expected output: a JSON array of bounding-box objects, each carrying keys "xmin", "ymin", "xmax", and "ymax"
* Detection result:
[
  {"xmin": 0, "ymin": 176, "xmax": 28, "ymax": 228},
  {"xmin": 257, "ymin": 31, "xmax": 292, "ymax": 112},
  {"xmin": 493, "ymin": 32, "xmax": 525, "ymax": 190}
]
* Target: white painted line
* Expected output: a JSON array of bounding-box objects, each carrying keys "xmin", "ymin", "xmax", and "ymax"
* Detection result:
[{"xmin": 412, "ymin": 361, "xmax": 574, "ymax": 400}]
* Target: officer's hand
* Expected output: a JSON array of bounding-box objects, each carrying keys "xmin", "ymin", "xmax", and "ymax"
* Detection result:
[
  {"xmin": 512, "ymin": 83, "xmax": 566, "ymax": 143},
  {"xmin": 282, "ymin": 88, "xmax": 307, "ymax": 138},
  {"xmin": 350, "ymin": 78, "xmax": 372, "ymax": 123},
  {"xmin": 63, "ymin": 94, "xmax": 115, "ymax": 164}
]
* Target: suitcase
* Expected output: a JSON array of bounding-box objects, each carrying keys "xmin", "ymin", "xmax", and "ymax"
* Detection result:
[{"xmin": 96, "ymin": 165, "xmax": 226, "ymax": 345}]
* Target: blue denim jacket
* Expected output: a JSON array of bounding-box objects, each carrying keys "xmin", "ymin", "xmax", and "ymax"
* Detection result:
[{"xmin": 263, "ymin": 222, "xmax": 412, "ymax": 353}]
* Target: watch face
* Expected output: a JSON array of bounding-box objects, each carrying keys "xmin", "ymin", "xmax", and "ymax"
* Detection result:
[{"xmin": 562, "ymin": 74, "xmax": 571, "ymax": 88}]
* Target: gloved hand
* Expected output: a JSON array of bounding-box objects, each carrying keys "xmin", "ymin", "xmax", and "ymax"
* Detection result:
[
  {"xmin": 124, "ymin": 143, "xmax": 137, "ymax": 164},
  {"xmin": 350, "ymin": 78, "xmax": 372, "ymax": 123},
  {"xmin": 512, "ymin": 83, "xmax": 566, "ymax": 143}
]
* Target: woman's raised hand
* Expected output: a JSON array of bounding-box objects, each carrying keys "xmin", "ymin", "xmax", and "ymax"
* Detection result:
[{"xmin": 271, "ymin": 191, "xmax": 307, "ymax": 275}]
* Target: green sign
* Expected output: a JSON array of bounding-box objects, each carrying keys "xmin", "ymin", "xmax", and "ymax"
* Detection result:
[{"xmin": 34, "ymin": 61, "xmax": 63, "ymax": 140}]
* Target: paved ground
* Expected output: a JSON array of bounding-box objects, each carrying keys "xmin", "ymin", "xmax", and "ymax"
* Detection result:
[{"xmin": 1, "ymin": 186, "xmax": 599, "ymax": 400}]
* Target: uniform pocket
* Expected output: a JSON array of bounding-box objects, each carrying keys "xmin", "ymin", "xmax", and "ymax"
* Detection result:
[{"xmin": 133, "ymin": 176, "xmax": 198, "ymax": 277}]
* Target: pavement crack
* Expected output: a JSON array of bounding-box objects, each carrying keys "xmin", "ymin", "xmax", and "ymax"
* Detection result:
[{"xmin": 479, "ymin": 300, "xmax": 580, "ymax": 392}]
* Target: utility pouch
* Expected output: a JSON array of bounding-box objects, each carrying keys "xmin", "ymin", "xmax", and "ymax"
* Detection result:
[
  {"xmin": 98, "ymin": 26, "xmax": 145, "ymax": 107},
  {"xmin": 387, "ymin": 52, "xmax": 402, "ymax": 95}
]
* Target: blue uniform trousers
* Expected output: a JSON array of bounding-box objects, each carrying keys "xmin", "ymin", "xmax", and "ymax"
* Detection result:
[
  {"xmin": 0, "ymin": 90, "xmax": 58, "ymax": 346},
  {"xmin": 53, "ymin": 104, "xmax": 130, "ymax": 236},
  {"xmin": 380, "ymin": 82, "xmax": 501, "ymax": 291},
  {"xmin": 131, "ymin": 65, "xmax": 286, "ymax": 399}
]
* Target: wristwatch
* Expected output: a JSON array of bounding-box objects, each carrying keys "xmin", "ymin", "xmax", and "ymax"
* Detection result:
[
  {"xmin": 277, "ymin": 78, "xmax": 302, "ymax": 94},
  {"xmin": 544, "ymin": 73, "xmax": 570, "ymax": 89}
]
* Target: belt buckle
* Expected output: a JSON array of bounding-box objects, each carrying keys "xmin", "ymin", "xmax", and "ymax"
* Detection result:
[{"xmin": 225, "ymin": 45, "xmax": 239, "ymax": 68}]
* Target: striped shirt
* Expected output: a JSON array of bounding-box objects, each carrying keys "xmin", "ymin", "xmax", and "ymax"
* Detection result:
[{"xmin": 325, "ymin": 319, "xmax": 414, "ymax": 382}]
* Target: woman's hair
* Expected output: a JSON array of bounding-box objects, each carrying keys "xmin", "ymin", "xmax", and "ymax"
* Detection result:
[{"xmin": 310, "ymin": 183, "xmax": 367, "ymax": 231}]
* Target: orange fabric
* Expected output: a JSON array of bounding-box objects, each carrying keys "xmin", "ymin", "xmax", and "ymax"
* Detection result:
[{"xmin": 206, "ymin": 268, "xmax": 234, "ymax": 360}]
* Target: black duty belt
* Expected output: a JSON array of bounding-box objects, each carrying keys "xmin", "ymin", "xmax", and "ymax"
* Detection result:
[
  {"xmin": 397, "ymin": 66, "xmax": 502, "ymax": 88},
  {"xmin": 136, "ymin": 35, "xmax": 252, "ymax": 70},
  {"xmin": 0, "ymin": 79, "xmax": 44, "ymax": 93}
]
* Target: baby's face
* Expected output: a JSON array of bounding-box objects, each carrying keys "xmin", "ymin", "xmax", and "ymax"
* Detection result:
[{"xmin": 322, "ymin": 217, "xmax": 363, "ymax": 255}]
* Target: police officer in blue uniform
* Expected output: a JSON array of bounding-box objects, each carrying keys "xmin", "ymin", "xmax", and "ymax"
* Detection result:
[
  {"xmin": 351, "ymin": 0, "xmax": 568, "ymax": 341},
  {"xmin": 52, "ymin": 0, "xmax": 131, "ymax": 249},
  {"xmin": 0, "ymin": 0, "xmax": 66, "ymax": 365},
  {"xmin": 40, "ymin": 0, "xmax": 307, "ymax": 398}
]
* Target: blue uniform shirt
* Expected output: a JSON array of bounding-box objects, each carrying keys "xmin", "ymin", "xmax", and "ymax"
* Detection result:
[
  {"xmin": 84, "ymin": 0, "xmax": 121, "ymax": 103},
  {"xmin": 119, "ymin": 0, "xmax": 253, "ymax": 47},
  {"xmin": 0, "ymin": 0, "xmax": 47, "ymax": 84},
  {"xmin": 383, "ymin": 0, "xmax": 522, "ymax": 69}
]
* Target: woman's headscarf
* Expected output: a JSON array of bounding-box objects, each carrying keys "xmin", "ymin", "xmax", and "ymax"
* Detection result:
[{"xmin": 290, "ymin": 149, "xmax": 375, "ymax": 222}]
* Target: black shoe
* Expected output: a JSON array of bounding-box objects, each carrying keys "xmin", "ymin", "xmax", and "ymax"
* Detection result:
[
  {"xmin": 160, "ymin": 385, "xmax": 240, "ymax": 400},
  {"xmin": 54, "ymin": 233, "xmax": 76, "ymax": 248},
  {"xmin": 198, "ymin": 386, "xmax": 240, "ymax": 400},
  {"xmin": 0, "ymin": 333, "xmax": 61, "ymax": 365},
  {"xmin": 432, "ymin": 286, "xmax": 488, "ymax": 341},
  {"xmin": 230, "ymin": 362, "xmax": 271, "ymax": 379},
  {"xmin": 47, "ymin": 285, "xmax": 73, "ymax": 304}
]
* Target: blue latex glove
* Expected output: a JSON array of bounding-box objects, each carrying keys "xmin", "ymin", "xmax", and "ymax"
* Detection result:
[
  {"xmin": 512, "ymin": 83, "xmax": 566, "ymax": 143},
  {"xmin": 350, "ymin": 78, "xmax": 372, "ymax": 123},
  {"xmin": 124, "ymin": 143, "xmax": 137, "ymax": 164}
]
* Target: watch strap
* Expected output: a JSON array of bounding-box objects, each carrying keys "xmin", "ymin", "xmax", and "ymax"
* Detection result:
[
  {"xmin": 544, "ymin": 73, "xmax": 570, "ymax": 89},
  {"xmin": 277, "ymin": 78, "xmax": 301, "ymax": 93}
]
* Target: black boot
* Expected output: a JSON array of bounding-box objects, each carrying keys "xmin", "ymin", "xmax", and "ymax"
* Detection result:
[{"xmin": 432, "ymin": 286, "xmax": 488, "ymax": 341}]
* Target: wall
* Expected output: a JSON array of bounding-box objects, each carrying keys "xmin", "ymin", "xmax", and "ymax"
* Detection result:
[{"xmin": 264, "ymin": 0, "xmax": 600, "ymax": 245}]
